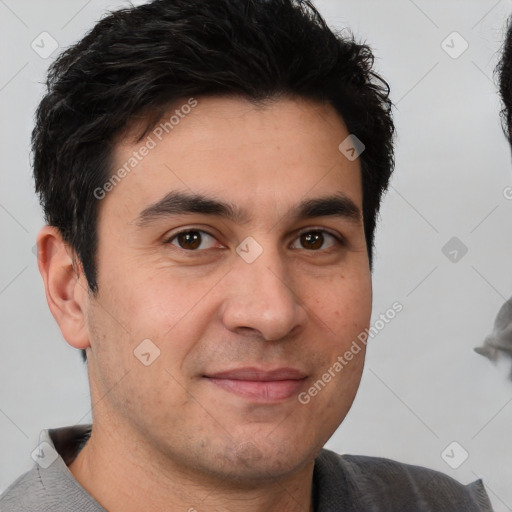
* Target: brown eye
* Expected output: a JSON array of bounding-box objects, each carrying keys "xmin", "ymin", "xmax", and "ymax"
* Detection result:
[
  {"xmin": 292, "ymin": 230, "xmax": 339, "ymax": 251},
  {"xmin": 301, "ymin": 231, "xmax": 323, "ymax": 250},
  {"xmin": 169, "ymin": 230, "xmax": 217, "ymax": 251}
]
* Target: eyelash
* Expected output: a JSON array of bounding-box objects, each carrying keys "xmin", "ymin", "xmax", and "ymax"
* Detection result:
[{"xmin": 165, "ymin": 227, "xmax": 346, "ymax": 253}]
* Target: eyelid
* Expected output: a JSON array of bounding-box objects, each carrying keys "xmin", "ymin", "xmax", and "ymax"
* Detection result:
[
  {"xmin": 291, "ymin": 226, "xmax": 346, "ymax": 248},
  {"xmin": 165, "ymin": 225, "xmax": 346, "ymax": 252},
  {"xmin": 295, "ymin": 226, "xmax": 344, "ymax": 240},
  {"xmin": 165, "ymin": 227, "xmax": 223, "ymax": 249}
]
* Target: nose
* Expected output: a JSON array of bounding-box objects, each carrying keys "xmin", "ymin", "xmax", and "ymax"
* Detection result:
[{"xmin": 219, "ymin": 245, "xmax": 308, "ymax": 341}]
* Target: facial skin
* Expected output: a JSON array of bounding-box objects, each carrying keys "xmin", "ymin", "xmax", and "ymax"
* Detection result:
[{"xmin": 37, "ymin": 95, "xmax": 372, "ymax": 512}]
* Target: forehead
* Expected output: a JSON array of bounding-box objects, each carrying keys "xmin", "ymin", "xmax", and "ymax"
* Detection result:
[{"xmin": 102, "ymin": 95, "xmax": 362, "ymax": 224}]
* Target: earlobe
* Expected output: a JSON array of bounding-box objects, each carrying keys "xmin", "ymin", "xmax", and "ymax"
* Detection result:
[{"xmin": 36, "ymin": 225, "xmax": 91, "ymax": 350}]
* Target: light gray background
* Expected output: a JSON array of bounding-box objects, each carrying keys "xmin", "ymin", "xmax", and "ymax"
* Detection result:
[{"xmin": 2, "ymin": 0, "xmax": 512, "ymax": 510}]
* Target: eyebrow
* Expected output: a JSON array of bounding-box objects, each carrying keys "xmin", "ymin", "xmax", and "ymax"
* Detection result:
[{"xmin": 134, "ymin": 190, "xmax": 361, "ymax": 228}]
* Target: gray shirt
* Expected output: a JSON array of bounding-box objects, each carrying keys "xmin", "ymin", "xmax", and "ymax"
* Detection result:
[{"xmin": 0, "ymin": 424, "xmax": 494, "ymax": 511}]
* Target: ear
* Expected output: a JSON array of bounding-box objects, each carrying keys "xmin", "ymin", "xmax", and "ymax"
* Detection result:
[{"xmin": 36, "ymin": 225, "xmax": 90, "ymax": 350}]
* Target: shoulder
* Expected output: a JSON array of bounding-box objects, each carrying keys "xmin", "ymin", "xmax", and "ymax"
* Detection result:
[
  {"xmin": 0, "ymin": 461, "xmax": 105, "ymax": 512},
  {"xmin": 0, "ymin": 466, "xmax": 47, "ymax": 512},
  {"xmin": 314, "ymin": 449, "xmax": 494, "ymax": 511},
  {"xmin": 0, "ymin": 424, "xmax": 103, "ymax": 512}
]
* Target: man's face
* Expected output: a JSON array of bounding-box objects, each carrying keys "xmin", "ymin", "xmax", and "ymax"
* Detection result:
[{"xmin": 83, "ymin": 96, "xmax": 372, "ymax": 481}]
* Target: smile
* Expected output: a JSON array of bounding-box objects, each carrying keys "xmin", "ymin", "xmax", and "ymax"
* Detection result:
[{"xmin": 204, "ymin": 367, "xmax": 308, "ymax": 402}]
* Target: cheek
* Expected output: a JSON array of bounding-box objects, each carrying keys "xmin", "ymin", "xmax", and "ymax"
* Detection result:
[
  {"xmin": 86, "ymin": 294, "xmax": 196, "ymax": 427},
  {"xmin": 91, "ymin": 249, "xmax": 229, "ymax": 381},
  {"xmin": 99, "ymin": 260, "xmax": 208, "ymax": 334},
  {"xmin": 312, "ymin": 269, "xmax": 372, "ymax": 338}
]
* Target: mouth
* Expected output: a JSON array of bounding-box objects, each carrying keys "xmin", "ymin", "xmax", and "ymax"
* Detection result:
[{"xmin": 203, "ymin": 367, "xmax": 308, "ymax": 402}]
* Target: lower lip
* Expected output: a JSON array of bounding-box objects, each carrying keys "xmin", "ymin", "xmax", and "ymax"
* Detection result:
[{"xmin": 206, "ymin": 378, "xmax": 306, "ymax": 401}]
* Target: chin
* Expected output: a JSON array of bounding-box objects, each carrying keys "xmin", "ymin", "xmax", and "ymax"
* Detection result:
[{"xmin": 216, "ymin": 436, "xmax": 317, "ymax": 483}]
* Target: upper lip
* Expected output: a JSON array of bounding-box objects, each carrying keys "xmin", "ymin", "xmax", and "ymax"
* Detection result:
[{"xmin": 204, "ymin": 367, "xmax": 308, "ymax": 381}]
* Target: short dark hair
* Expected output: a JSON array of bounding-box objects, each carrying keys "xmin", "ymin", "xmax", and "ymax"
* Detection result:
[
  {"xmin": 32, "ymin": 0, "xmax": 395, "ymax": 363},
  {"xmin": 498, "ymin": 16, "xmax": 512, "ymax": 143}
]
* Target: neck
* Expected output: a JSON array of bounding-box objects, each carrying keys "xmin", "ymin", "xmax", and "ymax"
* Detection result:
[{"xmin": 68, "ymin": 417, "xmax": 315, "ymax": 512}]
